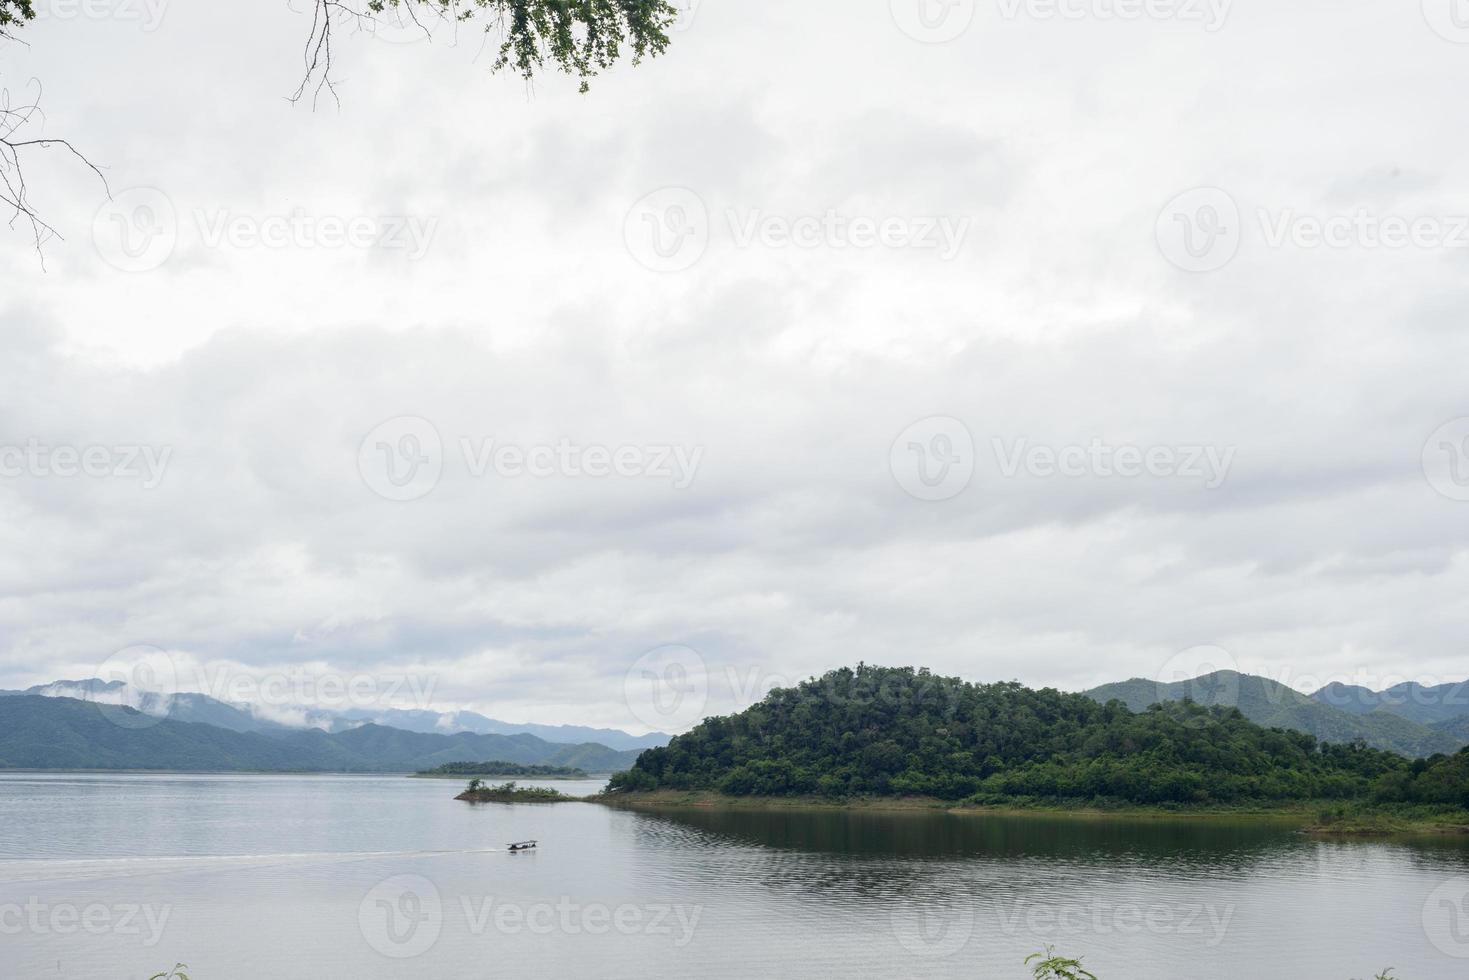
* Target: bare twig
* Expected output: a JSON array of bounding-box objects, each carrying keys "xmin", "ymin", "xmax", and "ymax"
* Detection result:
[{"xmin": 0, "ymin": 78, "xmax": 109, "ymax": 266}]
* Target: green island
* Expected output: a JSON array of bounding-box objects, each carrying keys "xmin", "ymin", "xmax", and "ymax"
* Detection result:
[
  {"xmin": 592, "ymin": 664, "xmax": 1469, "ymax": 835},
  {"xmin": 454, "ymin": 779, "xmax": 571, "ymax": 803},
  {"xmin": 417, "ymin": 761, "xmax": 589, "ymax": 779}
]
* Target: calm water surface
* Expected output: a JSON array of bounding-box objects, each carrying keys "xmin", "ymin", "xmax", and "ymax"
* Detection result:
[{"xmin": 1, "ymin": 773, "xmax": 1466, "ymax": 979}]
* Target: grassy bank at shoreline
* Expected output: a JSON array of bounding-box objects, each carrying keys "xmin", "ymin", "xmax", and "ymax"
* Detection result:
[{"xmin": 587, "ymin": 790, "xmax": 1469, "ymax": 836}]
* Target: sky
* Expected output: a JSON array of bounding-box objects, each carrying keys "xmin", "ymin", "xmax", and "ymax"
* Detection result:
[{"xmin": 2, "ymin": 0, "xmax": 1469, "ymax": 734}]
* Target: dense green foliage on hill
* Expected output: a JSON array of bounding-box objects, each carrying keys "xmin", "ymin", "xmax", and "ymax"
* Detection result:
[
  {"xmin": 1083, "ymin": 672, "xmax": 1463, "ymax": 758},
  {"xmin": 0, "ymin": 696, "xmax": 641, "ymax": 772},
  {"xmin": 419, "ymin": 761, "xmax": 588, "ymax": 777},
  {"xmin": 610, "ymin": 665, "xmax": 1469, "ymax": 808}
]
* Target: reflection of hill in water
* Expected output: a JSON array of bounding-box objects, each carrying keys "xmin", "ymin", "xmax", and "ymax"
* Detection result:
[
  {"xmin": 629, "ymin": 805, "xmax": 1293, "ymax": 863},
  {"xmin": 620, "ymin": 804, "xmax": 1469, "ymax": 896},
  {"xmin": 614, "ymin": 805, "xmax": 1469, "ymax": 922}
]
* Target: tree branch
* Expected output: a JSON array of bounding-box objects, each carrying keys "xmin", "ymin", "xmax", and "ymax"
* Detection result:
[
  {"xmin": 292, "ymin": 0, "xmax": 679, "ymax": 104},
  {"xmin": 0, "ymin": 78, "xmax": 110, "ymax": 266}
]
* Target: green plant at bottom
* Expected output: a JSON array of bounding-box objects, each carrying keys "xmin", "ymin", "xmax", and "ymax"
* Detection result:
[
  {"xmin": 1024, "ymin": 952, "xmax": 1398, "ymax": 980},
  {"xmin": 148, "ymin": 965, "xmax": 189, "ymax": 980},
  {"xmin": 1027, "ymin": 948, "xmax": 1098, "ymax": 980}
]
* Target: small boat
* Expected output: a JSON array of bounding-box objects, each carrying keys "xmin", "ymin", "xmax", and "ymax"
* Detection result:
[{"xmin": 508, "ymin": 840, "xmax": 538, "ymax": 852}]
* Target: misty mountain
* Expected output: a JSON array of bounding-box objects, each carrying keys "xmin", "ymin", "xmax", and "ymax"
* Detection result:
[
  {"xmin": 1083, "ymin": 671, "xmax": 1465, "ymax": 758},
  {"xmin": 0, "ymin": 696, "xmax": 643, "ymax": 773},
  {"xmin": 323, "ymin": 707, "xmax": 670, "ymax": 750},
  {"xmin": 1310, "ymin": 680, "xmax": 1469, "ymax": 727},
  {"xmin": 0, "ymin": 678, "xmax": 670, "ymax": 749},
  {"xmin": 0, "ymin": 679, "xmax": 288, "ymax": 734}
]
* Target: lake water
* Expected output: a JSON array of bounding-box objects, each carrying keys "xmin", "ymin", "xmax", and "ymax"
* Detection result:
[{"xmin": 2, "ymin": 773, "xmax": 1467, "ymax": 979}]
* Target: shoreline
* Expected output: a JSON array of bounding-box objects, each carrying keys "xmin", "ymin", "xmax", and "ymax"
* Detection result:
[
  {"xmin": 583, "ymin": 790, "xmax": 1469, "ymax": 836},
  {"xmin": 412, "ymin": 772, "xmax": 605, "ymax": 780}
]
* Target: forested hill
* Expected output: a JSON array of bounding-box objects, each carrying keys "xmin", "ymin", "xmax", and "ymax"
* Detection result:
[
  {"xmin": 1083, "ymin": 671, "xmax": 1462, "ymax": 758},
  {"xmin": 608, "ymin": 665, "xmax": 1469, "ymax": 808}
]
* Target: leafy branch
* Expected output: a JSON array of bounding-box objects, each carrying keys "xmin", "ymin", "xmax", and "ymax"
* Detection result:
[
  {"xmin": 1027, "ymin": 948, "xmax": 1098, "ymax": 980},
  {"xmin": 293, "ymin": 0, "xmax": 680, "ymax": 107}
]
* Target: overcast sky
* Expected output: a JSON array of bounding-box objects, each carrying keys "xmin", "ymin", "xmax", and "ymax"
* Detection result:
[{"xmin": 2, "ymin": 0, "xmax": 1468, "ymax": 733}]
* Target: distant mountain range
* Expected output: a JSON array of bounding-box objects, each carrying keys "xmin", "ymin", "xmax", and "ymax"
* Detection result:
[
  {"xmin": 6, "ymin": 669, "xmax": 1464, "ymax": 774},
  {"xmin": 1310, "ymin": 680, "xmax": 1469, "ymax": 726},
  {"xmin": 0, "ymin": 678, "xmax": 670, "ymax": 750},
  {"xmin": 0, "ymin": 695, "xmax": 644, "ymax": 773},
  {"xmin": 1083, "ymin": 671, "xmax": 1469, "ymax": 758}
]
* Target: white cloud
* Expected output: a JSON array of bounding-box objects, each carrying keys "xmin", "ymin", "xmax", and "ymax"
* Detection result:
[{"xmin": 2, "ymin": 1, "xmax": 1467, "ymax": 732}]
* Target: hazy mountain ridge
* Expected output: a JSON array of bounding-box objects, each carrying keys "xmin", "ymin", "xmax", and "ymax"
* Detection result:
[
  {"xmin": 1309, "ymin": 679, "xmax": 1469, "ymax": 727},
  {"xmin": 1083, "ymin": 671, "xmax": 1466, "ymax": 758},
  {"xmin": 0, "ymin": 696, "xmax": 642, "ymax": 773},
  {"xmin": 0, "ymin": 678, "xmax": 669, "ymax": 749}
]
